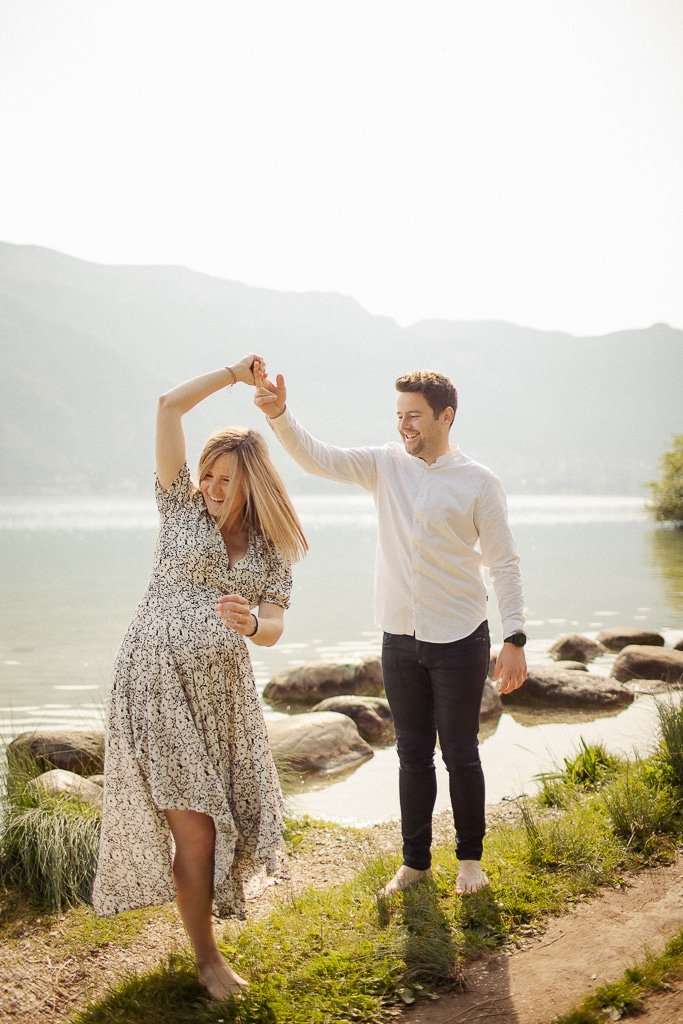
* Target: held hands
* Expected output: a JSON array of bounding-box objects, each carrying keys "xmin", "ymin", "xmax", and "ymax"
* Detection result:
[
  {"xmin": 215, "ymin": 594, "xmax": 256, "ymax": 636},
  {"xmin": 493, "ymin": 644, "xmax": 528, "ymax": 695},
  {"xmin": 230, "ymin": 354, "xmax": 266, "ymax": 386},
  {"xmin": 253, "ymin": 359, "xmax": 287, "ymax": 419}
]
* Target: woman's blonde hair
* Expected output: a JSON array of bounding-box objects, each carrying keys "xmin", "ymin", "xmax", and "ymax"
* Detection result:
[{"xmin": 197, "ymin": 427, "xmax": 308, "ymax": 563}]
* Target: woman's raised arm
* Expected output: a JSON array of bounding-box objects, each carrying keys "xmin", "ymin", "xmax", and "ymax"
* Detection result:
[{"xmin": 155, "ymin": 354, "xmax": 262, "ymax": 489}]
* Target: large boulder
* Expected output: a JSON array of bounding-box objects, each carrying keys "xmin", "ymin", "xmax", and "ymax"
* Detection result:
[
  {"xmin": 311, "ymin": 696, "xmax": 394, "ymax": 743},
  {"xmin": 27, "ymin": 769, "xmax": 104, "ymax": 806},
  {"xmin": 674, "ymin": 639, "xmax": 683, "ymax": 652},
  {"xmin": 8, "ymin": 729, "xmax": 105, "ymax": 775},
  {"xmin": 548, "ymin": 634, "xmax": 606, "ymax": 664},
  {"xmin": 500, "ymin": 666, "xmax": 633, "ymax": 708},
  {"xmin": 596, "ymin": 627, "xmax": 665, "ymax": 652},
  {"xmin": 266, "ymin": 712, "xmax": 374, "ymax": 774},
  {"xmin": 263, "ymin": 656, "xmax": 384, "ymax": 704},
  {"xmin": 611, "ymin": 646, "xmax": 683, "ymax": 685},
  {"xmin": 481, "ymin": 679, "xmax": 504, "ymax": 718}
]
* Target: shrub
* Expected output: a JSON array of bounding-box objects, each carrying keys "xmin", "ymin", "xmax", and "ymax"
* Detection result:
[{"xmin": 647, "ymin": 434, "xmax": 683, "ymax": 526}]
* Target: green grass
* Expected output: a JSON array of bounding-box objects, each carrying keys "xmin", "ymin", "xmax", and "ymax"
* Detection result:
[
  {"xmin": 67, "ymin": 808, "xmax": 634, "ymax": 1024},
  {"xmin": 655, "ymin": 696, "xmax": 683, "ymax": 792},
  {"xmin": 599, "ymin": 760, "xmax": 680, "ymax": 856},
  {"xmin": 3, "ymin": 715, "xmax": 683, "ymax": 1021},
  {"xmin": 0, "ymin": 743, "xmax": 102, "ymax": 910},
  {"xmin": 536, "ymin": 738, "xmax": 624, "ymax": 807}
]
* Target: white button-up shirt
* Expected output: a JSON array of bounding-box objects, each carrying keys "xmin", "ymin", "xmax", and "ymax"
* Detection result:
[{"xmin": 270, "ymin": 409, "xmax": 525, "ymax": 643}]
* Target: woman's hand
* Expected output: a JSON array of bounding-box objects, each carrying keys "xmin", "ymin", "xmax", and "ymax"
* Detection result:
[
  {"xmin": 215, "ymin": 595, "xmax": 285, "ymax": 646},
  {"xmin": 253, "ymin": 359, "xmax": 287, "ymax": 419},
  {"xmin": 215, "ymin": 594, "xmax": 256, "ymax": 635},
  {"xmin": 157, "ymin": 356, "xmax": 264, "ymax": 489},
  {"xmin": 229, "ymin": 354, "xmax": 265, "ymax": 386}
]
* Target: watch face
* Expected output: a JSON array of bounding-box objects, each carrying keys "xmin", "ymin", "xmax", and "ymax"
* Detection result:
[{"xmin": 507, "ymin": 632, "xmax": 527, "ymax": 647}]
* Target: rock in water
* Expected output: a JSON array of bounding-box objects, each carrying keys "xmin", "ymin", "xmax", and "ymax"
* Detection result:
[
  {"xmin": 311, "ymin": 696, "xmax": 394, "ymax": 743},
  {"xmin": 266, "ymin": 712, "xmax": 374, "ymax": 773},
  {"xmin": 500, "ymin": 667, "xmax": 633, "ymax": 708},
  {"xmin": 611, "ymin": 646, "xmax": 683, "ymax": 685},
  {"xmin": 264, "ymin": 656, "xmax": 384, "ymax": 704},
  {"xmin": 8, "ymin": 729, "xmax": 105, "ymax": 775},
  {"xmin": 548, "ymin": 634, "xmax": 606, "ymax": 664},
  {"xmin": 596, "ymin": 627, "xmax": 664, "ymax": 652}
]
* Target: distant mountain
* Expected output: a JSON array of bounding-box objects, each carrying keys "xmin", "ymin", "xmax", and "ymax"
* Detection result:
[{"xmin": 1, "ymin": 241, "xmax": 681, "ymax": 495}]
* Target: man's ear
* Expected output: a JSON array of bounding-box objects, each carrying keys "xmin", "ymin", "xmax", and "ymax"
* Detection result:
[{"xmin": 443, "ymin": 406, "xmax": 455, "ymax": 427}]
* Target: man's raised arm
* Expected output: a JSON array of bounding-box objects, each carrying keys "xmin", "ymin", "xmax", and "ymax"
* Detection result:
[{"xmin": 253, "ymin": 360, "xmax": 377, "ymax": 490}]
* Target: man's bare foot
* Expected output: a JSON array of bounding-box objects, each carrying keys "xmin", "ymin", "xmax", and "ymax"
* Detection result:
[
  {"xmin": 378, "ymin": 864, "xmax": 432, "ymax": 896},
  {"xmin": 198, "ymin": 952, "xmax": 249, "ymax": 999},
  {"xmin": 456, "ymin": 860, "xmax": 489, "ymax": 895}
]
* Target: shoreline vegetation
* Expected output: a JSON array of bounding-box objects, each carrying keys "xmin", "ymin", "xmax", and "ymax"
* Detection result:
[{"xmin": 3, "ymin": 698, "xmax": 683, "ymax": 1022}]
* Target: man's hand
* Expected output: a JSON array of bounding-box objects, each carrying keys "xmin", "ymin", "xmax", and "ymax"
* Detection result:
[
  {"xmin": 493, "ymin": 644, "xmax": 527, "ymax": 694},
  {"xmin": 253, "ymin": 359, "xmax": 287, "ymax": 419}
]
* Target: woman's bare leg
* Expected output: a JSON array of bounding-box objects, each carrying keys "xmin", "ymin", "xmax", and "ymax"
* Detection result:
[{"xmin": 164, "ymin": 808, "xmax": 248, "ymax": 997}]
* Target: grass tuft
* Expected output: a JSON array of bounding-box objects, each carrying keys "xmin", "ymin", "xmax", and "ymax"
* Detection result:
[
  {"xmin": 599, "ymin": 760, "xmax": 679, "ymax": 856},
  {"xmin": 0, "ymin": 742, "xmax": 101, "ymax": 910},
  {"xmin": 655, "ymin": 696, "xmax": 683, "ymax": 792},
  {"xmin": 536, "ymin": 739, "xmax": 623, "ymax": 807}
]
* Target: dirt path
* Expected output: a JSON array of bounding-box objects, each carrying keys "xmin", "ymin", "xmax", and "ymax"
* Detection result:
[{"xmin": 404, "ymin": 856, "xmax": 683, "ymax": 1024}]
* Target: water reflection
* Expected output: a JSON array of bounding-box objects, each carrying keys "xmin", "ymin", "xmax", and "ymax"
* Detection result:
[
  {"xmin": 650, "ymin": 526, "xmax": 683, "ymax": 616},
  {"xmin": 287, "ymin": 693, "xmax": 674, "ymax": 823},
  {"xmin": 503, "ymin": 704, "xmax": 628, "ymax": 729}
]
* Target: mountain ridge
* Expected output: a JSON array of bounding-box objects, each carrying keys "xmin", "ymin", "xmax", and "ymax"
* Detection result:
[{"xmin": 1, "ymin": 241, "xmax": 680, "ymax": 495}]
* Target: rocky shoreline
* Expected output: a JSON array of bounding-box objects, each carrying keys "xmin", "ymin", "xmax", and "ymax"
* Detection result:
[{"xmin": 8, "ymin": 626, "xmax": 683, "ymax": 797}]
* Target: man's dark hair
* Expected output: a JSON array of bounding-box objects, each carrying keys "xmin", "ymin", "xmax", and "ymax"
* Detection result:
[{"xmin": 395, "ymin": 370, "xmax": 458, "ymax": 419}]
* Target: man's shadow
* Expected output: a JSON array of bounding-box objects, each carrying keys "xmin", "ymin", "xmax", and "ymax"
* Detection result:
[{"xmin": 386, "ymin": 880, "xmax": 519, "ymax": 1024}]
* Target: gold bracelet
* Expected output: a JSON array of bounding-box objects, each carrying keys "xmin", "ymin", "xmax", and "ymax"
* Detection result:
[{"xmin": 225, "ymin": 366, "xmax": 237, "ymax": 386}]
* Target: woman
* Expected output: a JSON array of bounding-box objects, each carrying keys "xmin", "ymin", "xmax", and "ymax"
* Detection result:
[{"xmin": 92, "ymin": 354, "xmax": 307, "ymax": 999}]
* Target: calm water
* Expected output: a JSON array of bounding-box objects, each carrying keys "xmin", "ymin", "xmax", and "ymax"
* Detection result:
[{"xmin": 1, "ymin": 493, "xmax": 682, "ymax": 822}]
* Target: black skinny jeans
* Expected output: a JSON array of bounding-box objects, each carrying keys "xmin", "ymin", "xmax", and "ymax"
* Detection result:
[{"xmin": 381, "ymin": 622, "xmax": 490, "ymax": 870}]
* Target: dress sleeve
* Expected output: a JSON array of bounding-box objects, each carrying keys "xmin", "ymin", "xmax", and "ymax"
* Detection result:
[
  {"xmin": 155, "ymin": 463, "xmax": 195, "ymax": 515},
  {"xmin": 259, "ymin": 546, "xmax": 293, "ymax": 610}
]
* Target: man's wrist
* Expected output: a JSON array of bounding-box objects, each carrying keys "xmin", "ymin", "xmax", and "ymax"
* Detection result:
[{"xmin": 503, "ymin": 631, "xmax": 527, "ymax": 647}]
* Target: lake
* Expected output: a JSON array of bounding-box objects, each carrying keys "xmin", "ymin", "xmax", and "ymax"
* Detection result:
[{"xmin": 1, "ymin": 492, "xmax": 682, "ymax": 823}]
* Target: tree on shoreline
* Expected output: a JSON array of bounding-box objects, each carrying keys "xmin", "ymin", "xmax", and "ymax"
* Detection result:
[{"xmin": 648, "ymin": 435, "xmax": 683, "ymax": 527}]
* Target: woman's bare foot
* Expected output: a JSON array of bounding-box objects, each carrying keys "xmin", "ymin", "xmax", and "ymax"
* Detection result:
[
  {"xmin": 378, "ymin": 864, "xmax": 432, "ymax": 896},
  {"xmin": 198, "ymin": 952, "xmax": 249, "ymax": 999},
  {"xmin": 456, "ymin": 860, "xmax": 489, "ymax": 895}
]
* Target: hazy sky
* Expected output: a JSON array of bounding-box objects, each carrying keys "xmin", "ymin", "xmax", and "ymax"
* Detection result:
[{"xmin": 1, "ymin": 0, "xmax": 682, "ymax": 335}]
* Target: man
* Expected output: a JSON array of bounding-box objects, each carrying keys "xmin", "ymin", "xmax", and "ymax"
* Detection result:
[{"xmin": 254, "ymin": 363, "xmax": 527, "ymax": 896}]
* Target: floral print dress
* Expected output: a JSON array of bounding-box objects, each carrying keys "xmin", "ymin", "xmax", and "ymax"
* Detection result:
[{"xmin": 92, "ymin": 464, "xmax": 291, "ymax": 918}]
